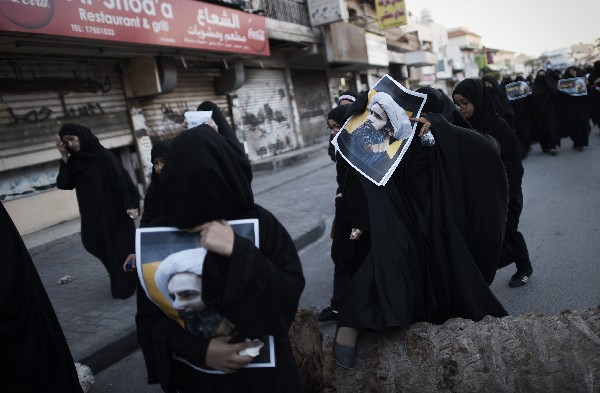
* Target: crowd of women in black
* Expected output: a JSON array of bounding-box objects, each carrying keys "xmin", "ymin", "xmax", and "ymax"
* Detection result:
[
  {"xmin": 326, "ymin": 63, "xmax": 599, "ymax": 369},
  {"xmin": 495, "ymin": 61, "xmax": 600, "ymax": 156},
  {"xmin": 12, "ymin": 62, "xmax": 598, "ymax": 391}
]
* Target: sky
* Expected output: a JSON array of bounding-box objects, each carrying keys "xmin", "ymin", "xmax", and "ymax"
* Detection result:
[{"xmin": 406, "ymin": 0, "xmax": 600, "ymax": 57}]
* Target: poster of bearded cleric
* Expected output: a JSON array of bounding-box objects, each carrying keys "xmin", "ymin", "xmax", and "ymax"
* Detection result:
[
  {"xmin": 332, "ymin": 74, "xmax": 427, "ymax": 186},
  {"xmin": 135, "ymin": 220, "xmax": 276, "ymax": 373}
]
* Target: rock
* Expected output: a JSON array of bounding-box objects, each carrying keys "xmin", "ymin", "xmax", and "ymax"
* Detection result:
[
  {"xmin": 75, "ymin": 362, "xmax": 94, "ymax": 393},
  {"xmin": 289, "ymin": 307, "xmax": 325, "ymax": 393},
  {"xmin": 323, "ymin": 307, "xmax": 600, "ymax": 393}
]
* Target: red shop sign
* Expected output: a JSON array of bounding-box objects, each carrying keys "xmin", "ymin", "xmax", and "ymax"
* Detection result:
[{"xmin": 0, "ymin": 0, "xmax": 270, "ymax": 56}]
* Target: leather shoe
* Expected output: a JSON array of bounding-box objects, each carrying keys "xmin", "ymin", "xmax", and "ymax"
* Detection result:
[{"xmin": 333, "ymin": 341, "xmax": 355, "ymax": 369}]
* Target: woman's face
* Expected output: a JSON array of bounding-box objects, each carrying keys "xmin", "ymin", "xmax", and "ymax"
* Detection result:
[
  {"xmin": 61, "ymin": 135, "xmax": 80, "ymax": 152},
  {"xmin": 368, "ymin": 102, "xmax": 388, "ymax": 131},
  {"xmin": 327, "ymin": 119, "xmax": 341, "ymax": 136},
  {"xmin": 152, "ymin": 157, "xmax": 166, "ymax": 175},
  {"xmin": 453, "ymin": 93, "xmax": 475, "ymax": 119},
  {"xmin": 568, "ymin": 68, "xmax": 578, "ymax": 77}
]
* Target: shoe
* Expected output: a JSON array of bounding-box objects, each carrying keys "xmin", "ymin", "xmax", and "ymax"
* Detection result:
[
  {"xmin": 333, "ymin": 341, "xmax": 355, "ymax": 369},
  {"xmin": 317, "ymin": 307, "xmax": 338, "ymax": 322},
  {"xmin": 577, "ymin": 146, "xmax": 584, "ymax": 152},
  {"xmin": 549, "ymin": 148, "xmax": 557, "ymax": 156},
  {"xmin": 509, "ymin": 267, "xmax": 533, "ymax": 288}
]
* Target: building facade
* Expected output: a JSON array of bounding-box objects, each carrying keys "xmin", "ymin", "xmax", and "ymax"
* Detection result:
[{"xmin": 1, "ymin": 0, "xmax": 419, "ymax": 234}]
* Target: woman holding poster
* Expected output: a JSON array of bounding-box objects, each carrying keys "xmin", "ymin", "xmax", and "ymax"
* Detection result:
[
  {"xmin": 135, "ymin": 126, "xmax": 305, "ymax": 392},
  {"xmin": 333, "ymin": 76, "xmax": 509, "ymax": 369}
]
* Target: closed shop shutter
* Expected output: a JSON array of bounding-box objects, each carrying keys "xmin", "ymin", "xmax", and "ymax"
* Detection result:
[
  {"xmin": 230, "ymin": 68, "xmax": 298, "ymax": 162},
  {"xmin": 138, "ymin": 63, "xmax": 228, "ymax": 143},
  {"xmin": 0, "ymin": 57, "xmax": 131, "ymax": 163},
  {"xmin": 290, "ymin": 69, "xmax": 330, "ymax": 144}
]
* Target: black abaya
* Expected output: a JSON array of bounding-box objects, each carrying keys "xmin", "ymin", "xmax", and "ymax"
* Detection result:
[
  {"xmin": 136, "ymin": 127, "xmax": 305, "ymax": 393},
  {"xmin": 531, "ymin": 70, "xmax": 562, "ymax": 151},
  {"xmin": 559, "ymin": 67, "xmax": 590, "ymax": 149},
  {"xmin": 453, "ymin": 78, "xmax": 531, "ymax": 272},
  {"xmin": 56, "ymin": 124, "xmax": 139, "ymax": 299},
  {"xmin": 328, "ymin": 105, "xmax": 371, "ymax": 312},
  {"xmin": 0, "ymin": 203, "xmax": 83, "ymax": 392},
  {"xmin": 339, "ymin": 114, "xmax": 509, "ymax": 330}
]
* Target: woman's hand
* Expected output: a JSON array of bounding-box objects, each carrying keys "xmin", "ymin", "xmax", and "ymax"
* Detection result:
[
  {"xmin": 189, "ymin": 220, "xmax": 234, "ymax": 256},
  {"xmin": 349, "ymin": 228, "xmax": 363, "ymax": 240},
  {"xmin": 205, "ymin": 336, "xmax": 263, "ymax": 373},
  {"xmin": 122, "ymin": 254, "xmax": 136, "ymax": 272},
  {"xmin": 126, "ymin": 209, "xmax": 139, "ymax": 219},
  {"xmin": 56, "ymin": 140, "xmax": 69, "ymax": 163},
  {"xmin": 409, "ymin": 117, "xmax": 432, "ymax": 137}
]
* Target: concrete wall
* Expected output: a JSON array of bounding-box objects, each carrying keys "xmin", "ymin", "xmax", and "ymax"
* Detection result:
[{"xmin": 4, "ymin": 188, "xmax": 79, "ymax": 235}]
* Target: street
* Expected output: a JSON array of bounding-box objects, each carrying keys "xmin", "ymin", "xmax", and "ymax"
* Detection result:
[{"xmin": 95, "ymin": 128, "xmax": 600, "ymax": 391}]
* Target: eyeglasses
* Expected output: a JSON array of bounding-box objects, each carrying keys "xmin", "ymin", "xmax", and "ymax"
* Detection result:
[
  {"xmin": 453, "ymin": 100, "xmax": 469, "ymax": 109},
  {"xmin": 327, "ymin": 124, "xmax": 341, "ymax": 132}
]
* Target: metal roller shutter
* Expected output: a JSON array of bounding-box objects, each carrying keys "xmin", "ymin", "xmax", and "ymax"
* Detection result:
[
  {"xmin": 230, "ymin": 68, "xmax": 298, "ymax": 162},
  {"xmin": 138, "ymin": 63, "xmax": 228, "ymax": 143},
  {"xmin": 290, "ymin": 69, "xmax": 330, "ymax": 144},
  {"xmin": 0, "ymin": 57, "xmax": 131, "ymax": 161}
]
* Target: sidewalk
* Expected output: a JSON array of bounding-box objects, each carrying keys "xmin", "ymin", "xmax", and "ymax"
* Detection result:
[{"xmin": 23, "ymin": 140, "xmax": 333, "ymax": 375}]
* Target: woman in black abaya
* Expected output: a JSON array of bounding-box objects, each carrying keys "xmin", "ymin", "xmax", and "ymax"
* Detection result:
[
  {"xmin": 558, "ymin": 66, "xmax": 590, "ymax": 151},
  {"xmin": 196, "ymin": 100, "xmax": 252, "ymax": 183},
  {"xmin": 56, "ymin": 123, "xmax": 139, "ymax": 299},
  {"xmin": 136, "ymin": 127, "xmax": 305, "ymax": 393},
  {"xmin": 140, "ymin": 143, "xmax": 168, "ymax": 228},
  {"xmin": 531, "ymin": 69, "xmax": 562, "ymax": 154},
  {"xmin": 333, "ymin": 94, "xmax": 509, "ymax": 369},
  {"xmin": 1, "ymin": 203, "xmax": 83, "ymax": 392},
  {"xmin": 453, "ymin": 78, "xmax": 533, "ymax": 288},
  {"xmin": 482, "ymin": 75, "xmax": 516, "ymax": 129},
  {"xmin": 318, "ymin": 105, "xmax": 371, "ymax": 322},
  {"xmin": 588, "ymin": 61, "xmax": 600, "ymax": 128}
]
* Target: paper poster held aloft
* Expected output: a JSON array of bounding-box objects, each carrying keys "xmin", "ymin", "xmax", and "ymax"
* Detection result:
[
  {"xmin": 184, "ymin": 110, "xmax": 213, "ymax": 129},
  {"xmin": 331, "ymin": 74, "xmax": 426, "ymax": 186}
]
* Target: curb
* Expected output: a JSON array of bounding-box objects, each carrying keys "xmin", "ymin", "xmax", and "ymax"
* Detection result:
[{"xmin": 79, "ymin": 219, "xmax": 327, "ymax": 375}]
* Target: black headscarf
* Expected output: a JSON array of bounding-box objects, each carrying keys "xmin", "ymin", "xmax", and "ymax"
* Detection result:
[
  {"xmin": 0, "ymin": 203, "xmax": 83, "ymax": 392},
  {"xmin": 453, "ymin": 78, "xmax": 498, "ymax": 131},
  {"xmin": 328, "ymin": 104, "xmax": 349, "ymax": 126},
  {"xmin": 481, "ymin": 75, "xmax": 515, "ymax": 127},
  {"xmin": 562, "ymin": 66, "xmax": 584, "ymax": 79},
  {"xmin": 416, "ymin": 86, "xmax": 472, "ymax": 129},
  {"xmin": 149, "ymin": 143, "xmax": 168, "ymax": 182},
  {"xmin": 196, "ymin": 101, "xmax": 252, "ymax": 183},
  {"xmin": 160, "ymin": 126, "xmax": 254, "ymax": 229},
  {"xmin": 327, "ymin": 104, "xmax": 351, "ymax": 162},
  {"xmin": 58, "ymin": 123, "xmax": 102, "ymax": 175},
  {"xmin": 58, "ymin": 123, "xmax": 101, "ymax": 155}
]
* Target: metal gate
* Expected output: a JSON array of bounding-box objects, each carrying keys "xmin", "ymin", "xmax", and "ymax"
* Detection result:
[
  {"xmin": 138, "ymin": 63, "xmax": 228, "ymax": 144},
  {"xmin": 230, "ymin": 68, "xmax": 298, "ymax": 161},
  {"xmin": 0, "ymin": 57, "xmax": 131, "ymax": 166},
  {"xmin": 290, "ymin": 69, "xmax": 330, "ymax": 144}
]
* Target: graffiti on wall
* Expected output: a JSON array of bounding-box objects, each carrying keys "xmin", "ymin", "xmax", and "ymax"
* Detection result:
[
  {"xmin": 0, "ymin": 162, "xmax": 59, "ymax": 201},
  {"xmin": 160, "ymin": 101, "xmax": 189, "ymax": 125},
  {"xmin": 0, "ymin": 60, "xmax": 126, "ymax": 201},
  {"xmin": 233, "ymin": 86, "xmax": 297, "ymax": 160}
]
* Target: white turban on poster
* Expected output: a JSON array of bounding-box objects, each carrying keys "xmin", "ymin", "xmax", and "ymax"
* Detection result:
[
  {"xmin": 154, "ymin": 247, "xmax": 206, "ymax": 304},
  {"xmin": 369, "ymin": 92, "xmax": 412, "ymax": 140}
]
